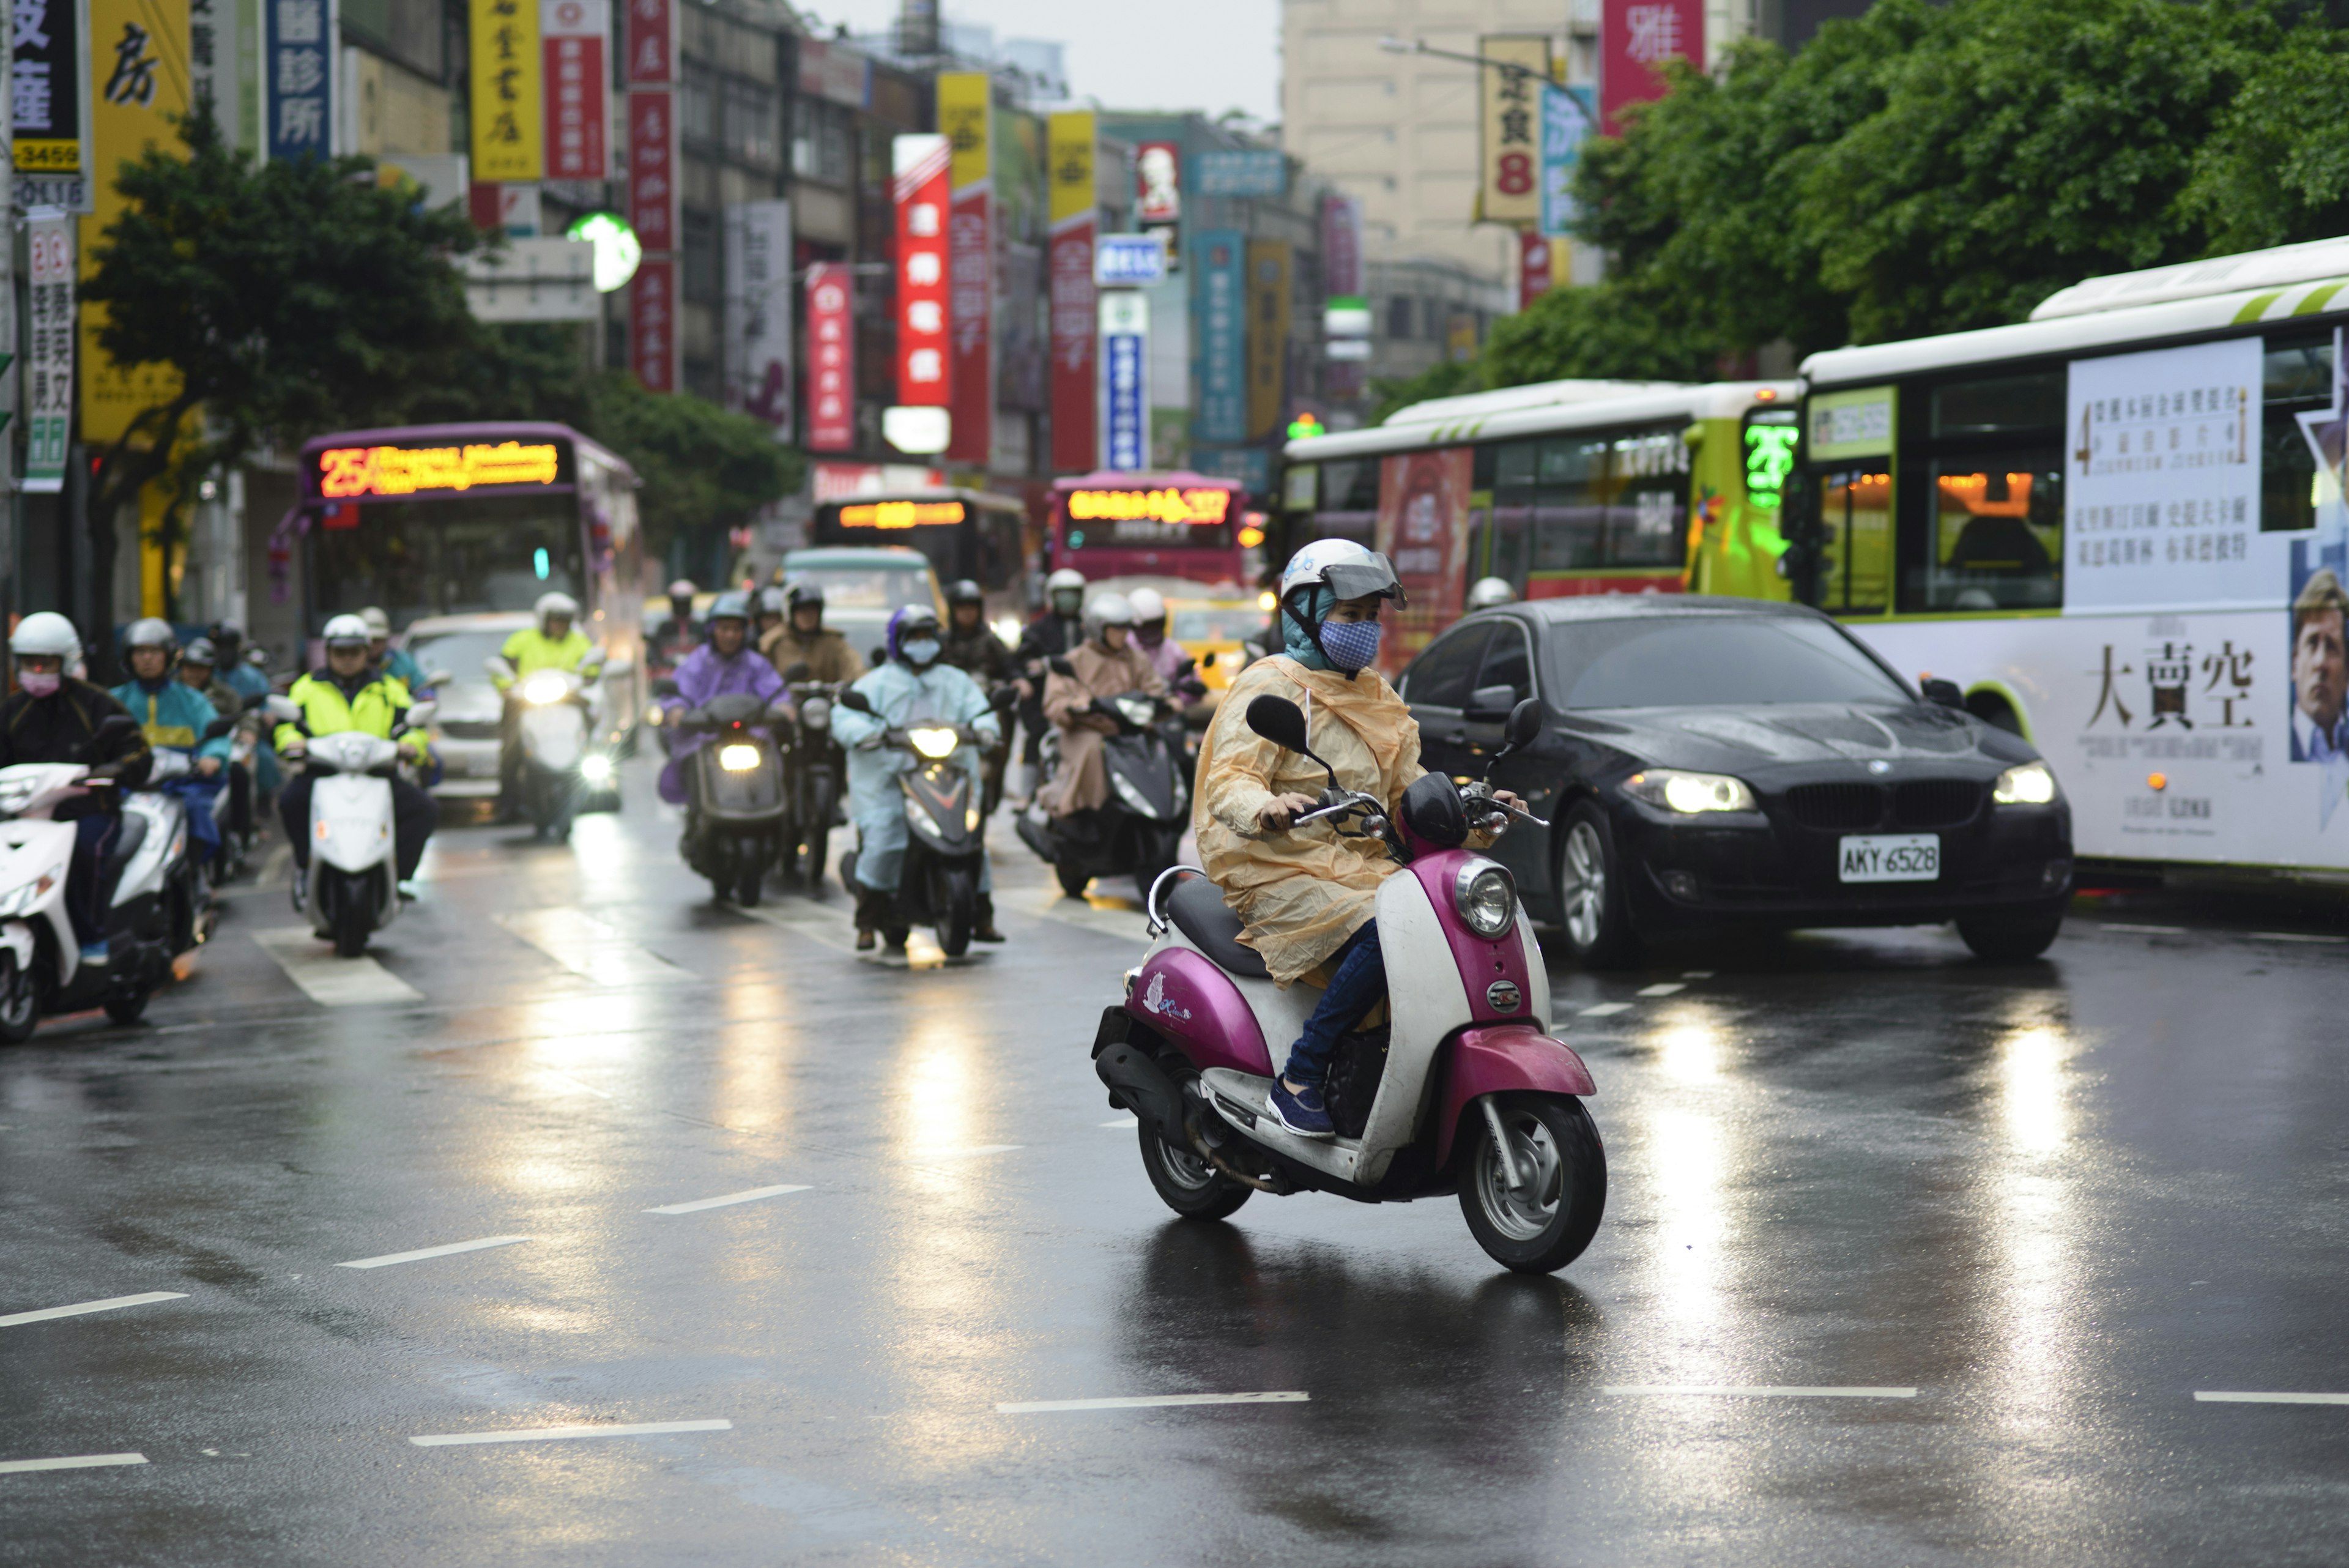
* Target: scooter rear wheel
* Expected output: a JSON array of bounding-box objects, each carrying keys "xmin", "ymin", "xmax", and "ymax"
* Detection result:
[
  {"xmin": 1458, "ymin": 1094, "xmax": 1606, "ymax": 1274},
  {"xmin": 102, "ymin": 983, "xmax": 151, "ymax": 1027},
  {"xmin": 1138, "ymin": 1111, "xmax": 1251, "ymax": 1221},
  {"xmin": 0, "ymin": 953, "xmax": 37, "ymax": 1044}
]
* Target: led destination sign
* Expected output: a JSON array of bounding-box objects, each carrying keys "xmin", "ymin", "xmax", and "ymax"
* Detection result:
[
  {"xmin": 317, "ymin": 441, "xmax": 565, "ymax": 498},
  {"xmin": 1066, "ymin": 487, "xmax": 1233, "ymax": 525},
  {"xmin": 836, "ymin": 500, "xmax": 968, "ymax": 528}
]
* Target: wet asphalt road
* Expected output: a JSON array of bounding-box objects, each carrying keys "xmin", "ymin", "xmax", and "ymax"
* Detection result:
[{"xmin": 4, "ymin": 759, "xmax": 2348, "ymax": 1566}]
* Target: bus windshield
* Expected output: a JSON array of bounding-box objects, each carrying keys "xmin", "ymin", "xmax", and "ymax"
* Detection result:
[
  {"xmin": 310, "ymin": 495, "xmax": 584, "ymax": 626},
  {"xmin": 1548, "ymin": 616, "xmax": 1910, "ymax": 710}
]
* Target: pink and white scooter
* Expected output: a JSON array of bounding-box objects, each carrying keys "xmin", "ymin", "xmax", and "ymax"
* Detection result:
[{"xmin": 1093, "ymin": 694, "xmax": 1606, "ymax": 1274}]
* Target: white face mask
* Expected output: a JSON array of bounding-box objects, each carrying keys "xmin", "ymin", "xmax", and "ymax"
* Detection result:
[{"xmin": 902, "ymin": 638, "xmax": 941, "ymax": 667}]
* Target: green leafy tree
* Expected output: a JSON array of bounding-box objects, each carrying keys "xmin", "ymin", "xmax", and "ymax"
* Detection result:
[{"xmin": 82, "ymin": 108, "xmax": 484, "ymax": 623}]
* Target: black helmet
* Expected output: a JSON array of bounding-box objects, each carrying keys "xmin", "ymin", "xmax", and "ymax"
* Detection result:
[
  {"xmin": 944, "ymin": 579, "xmax": 984, "ymax": 608},
  {"xmin": 786, "ymin": 582, "xmax": 825, "ymax": 612},
  {"xmin": 209, "ymin": 620, "xmax": 243, "ymax": 645},
  {"xmin": 888, "ymin": 605, "xmax": 942, "ymax": 661}
]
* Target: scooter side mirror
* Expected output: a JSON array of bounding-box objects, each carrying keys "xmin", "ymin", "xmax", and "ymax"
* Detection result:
[
  {"xmin": 1482, "ymin": 696, "xmax": 1545, "ymax": 776},
  {"xmin": 870, "ymin": 647, "xmax": 889, "ymax": 670},
  {"xmin": 484, "ymin": 655, "xmax": 516, "ymax": 681},
  {"xmin": 1244, "ymin": 694, "xmax": 1341, "ymax": 791},
  {"xmin": 650, "ymin": 677, "xmax": 680, "ymax": 699},
  {"xmin": 1175, "ymin": 656, "xmax": 1198, "ymax": 679},
  {"xmin": 265, "ymin": 694, "xmax": 303, "ymax": 724},
  {"xmin": 781, "ymin": 661, "xmax": 811, "ymax": 683},
  {"xmin": 837, "ymin": 689, "xmax": 874, "ymax": 714},
  {"xmin": 202, "ymin": 715, "xmax": 237, "ymax": 740},
  {"xmin": 1199, "ymin": 650, "xmax": 1217, "ymax": 669},
  {"xmin": 405, "ymin": 700, "xmax": 439, "ymax": 728},
  {"xmin": 426, "ymin": 669, "xmax": 454, "ymax": 688},
  {"xmin": 1048, "ymin": 656, "xmax": 1077, "ymax": 679}
]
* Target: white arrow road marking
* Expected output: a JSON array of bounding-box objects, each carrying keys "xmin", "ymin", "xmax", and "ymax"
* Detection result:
[
  {"xmin": 0, "ymin": 1291, "xmax": 187, "ymax": 1329},
  {"xmin": 410, "ymin": 1420, "xmax": 732, "ymax": 1447},
  {"xmin": 251, "ymin": 928, "xmax": 422, "ymax": 1006},
  {"xmin": 336, "ymin": 1235, "xmax": 532, "ymax": 1270},
  {"xmin": 494, "ymin": 908, "xmax": 692, "ymax": 986},
  {"xmin": 998, "ymin": 1392, "xmax": 1309, "ymax": 1414}
]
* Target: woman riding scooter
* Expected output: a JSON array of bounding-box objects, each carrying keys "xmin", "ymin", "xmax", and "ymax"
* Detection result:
[{"xmin": 1195, "ymin": 540, "xmax": 1521, "ymax": 1139}]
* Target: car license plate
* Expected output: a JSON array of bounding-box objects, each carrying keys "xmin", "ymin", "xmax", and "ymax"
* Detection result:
[{"xmin": 1839, "ymin": 833, "xmax": 1939, "ymax": 883}]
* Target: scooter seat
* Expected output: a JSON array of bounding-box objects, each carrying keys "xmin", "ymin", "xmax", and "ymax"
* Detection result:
[{"xmin": 1166, "ymin": 875, "xmax": 1269, "ymax": 980}]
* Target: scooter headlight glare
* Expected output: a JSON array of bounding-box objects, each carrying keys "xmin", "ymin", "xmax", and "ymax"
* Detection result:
[
  {"xmin": 579, "ymin": 754, "xmax": 614, "ymax": 784},
  {"xmin": 1623, "ymin": 768, "xmax": 1757, "ymax": 814},
  {"xmin": 1115, "ymin": 696, "xmax": 1156, "ymax": 728},
  {"xmin": 966, "ymin": 804, "xmax": 982, "ymax": 831},
  {"xmin": 1992, "ymin": 760, "xmax": 2059, "ymax": 805},
  {"xmin": 718, "ymin": 743, "xmax": 761, "ymax": 772},
  {"xmin": 520, "ymin": 671, "xmax": 571, "ymax": 705},
  {"xmin": 1454, "ymin": 860, "xmax": 1516, "ymax": 937},
  {"xmin": 908, "ymin": 727, "xmax": 959, "ymax": 759},
  {"xmin": 1110, "ymin": 768, "xmax": 1159, "ymax": 819}
]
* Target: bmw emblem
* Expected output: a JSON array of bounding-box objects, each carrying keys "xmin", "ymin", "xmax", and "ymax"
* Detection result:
[
  {"xmin": 1486, "ymin": 979, "xmax": 1522, "ymax": 1013},
  {"xmin": 1867, "ymin": 759, "xmax": 1892, "ymax": 775}
]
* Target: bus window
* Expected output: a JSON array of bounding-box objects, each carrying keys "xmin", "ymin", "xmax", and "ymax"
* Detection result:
[
  {"xmin": 1606, "ymin": 429, "xmax": 1688, "ymax": 568},
  {"xmin": 310, "ymin": 497, "xmax": 586, "ymax": 623},
  {"xmin": 1534, "ymin": 437, "xmax": 1606, "ymax": 570},
  {"xmin": 1816, "ymin": 469, "xmax": 1890, "ymax": 612},
  {"xmin": 2264, "ymin": 332, "xmax": 2334, "ymax": 533},
  {"xmin": 1932, "ymin": 371, "xmax": 2064, "ymax": 436},
  {"xmin": 1922, "ymin": 461, "xmax": 2063, "ymax": 611}
]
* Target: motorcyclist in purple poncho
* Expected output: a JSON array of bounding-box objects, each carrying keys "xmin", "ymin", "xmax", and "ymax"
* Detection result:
[{"xmin": 657, "ymin": 592, "xmax": 787, "ymax": 804}]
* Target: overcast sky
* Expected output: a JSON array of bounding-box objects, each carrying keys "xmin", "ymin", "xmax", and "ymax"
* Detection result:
[{"xmin": 806, "ymin": 1, "xmax": 1285, "ymax": 124}]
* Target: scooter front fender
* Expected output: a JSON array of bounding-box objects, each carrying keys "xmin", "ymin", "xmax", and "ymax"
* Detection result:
[
  {"xmin": 0, "ymin": 918, "xmax": 34, "ymax": 972},
  {"xmin": 1434, "ymin": 1024, "xmax": 1597, "ymax": 1169}
]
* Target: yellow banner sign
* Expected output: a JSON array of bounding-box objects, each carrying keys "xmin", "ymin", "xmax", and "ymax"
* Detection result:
[
  {"xmin": 319, "ymin": 442, "xmax": 563, "ymax": 497},
  {"xmin": 938, "ymin": 72, "xmax": 990, "ymax": 193},
  {"xmin": 1047, "ymin": 110, "xmax": 1094, "ymax": 226},
  {"xmin": 1477, "ymin": 34, "xmax": 1549, "ymax": 226},
  {"xmin": 471, "ymin": 0, "xmax": 544, "ymax": 182},
  {"xmin": 1067, "ymin": 488, "xmax": 1233, "ymax": 526},
  {"xmin": 81, "ymin": 0, "xmax": 191, "ymax": 445},
  {"xmin": 838, "ymin": 500, "xmax": 967, "ymax": 529}
]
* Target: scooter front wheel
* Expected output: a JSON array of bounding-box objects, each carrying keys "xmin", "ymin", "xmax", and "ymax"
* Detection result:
[
  {"xmin": 1459, "ymin": 1094, "xmax": 1606, "ymax": 1274},
  {"xmin": 0, "ymin": 953, "xmax": 37, "ymax": 1043}
]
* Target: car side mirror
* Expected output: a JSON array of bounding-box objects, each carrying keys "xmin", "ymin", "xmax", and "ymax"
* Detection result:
[
  {"xmin": 1464, "ymin": 682, "xmax": 1519, "ymax": 721},
  {"xmin": 836, "ymin": 689, "xmax": 873, "ymax": 713},
  {"xmin": 1920, "ymin": 677, "xmax": 1964, "ymax": 710},
  {"xmin": 650, "ymin": 677, "xmax": 680, "ymax": 699},
  {"xmin": 781, "ymin": 661, "xmax": 811, "ymax": 683}
]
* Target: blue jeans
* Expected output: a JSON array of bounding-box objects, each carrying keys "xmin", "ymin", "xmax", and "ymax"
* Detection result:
[{"xmin": 1282, "ymin": 921, "xmax": 1385, "ymax": 1088}]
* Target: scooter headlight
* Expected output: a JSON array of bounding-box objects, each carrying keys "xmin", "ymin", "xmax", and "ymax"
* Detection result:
[
  {"xmin": 579, "ymin": 754, "xmax": 614, "ymax": 784},
  {"xmin": 1454, "ymin": 859, "xmax": 1516, "ymax": 938},
  {"xmin": 799, "ymin": 697, "xmax": 831, "ymax": 729},
  {"xmin": 520, "ymin": 670, "xmax": 571, "ymax": 705},
  {"xmin": 1115, "ymin": 696, "xmax": 1156, "ymax": 729},
  {"xmin": 718, "ymin": 743, "xmax": 762, "ymax": 772},
  {"xmin": 908, "ymin": 727, "xmax": 959, "ymax": 760}
]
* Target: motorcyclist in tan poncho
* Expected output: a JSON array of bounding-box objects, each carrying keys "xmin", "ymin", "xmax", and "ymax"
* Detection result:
[
  {"xmin": 1194, "ymin": 541, "xmax": 1518, "ymax": 1139},
  {"xmin": 1034, "ymin": 592, "xmax": 1167, "ymax": 819}
]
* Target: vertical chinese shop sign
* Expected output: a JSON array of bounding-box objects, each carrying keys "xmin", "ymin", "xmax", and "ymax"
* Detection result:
[
  {"xmin": 937, "ymin": 72, "xmax": 990, "ymax": 467},
  {"xmin": 1245, "ymin": 239, "xmax": 1290, "ymax": 440},
  {"xmin": 806, "ymin": 262, "xmax": 855, "ymax": 452},
  {"xmin": 1601, "ymin": 0, "xmax": 1702, "ymax": 136},
  {"xmin": 266, "ymin": 0, "xmax": 335, "ymax": 161},
  {"xmin": 1193, "ymin": 231, "xmax": 1244, "ymax": 447},
  {"xmin": 469, "ymin": 0, "xmax": 540, "ymax": 179},
  {"xmin": 626, "ymin": 0, "xmax": 677, "ymax": 392},
  {"xmin": 1047, "ymin": 109, "xmax": 1096, "ymax": 473},
  {"xmin": 1477, "ymin": 35, "xmax": 1546, "ymax": 226},
  {"xmin": 24, "ymin": 212, "xmax": 75, "ymax": 494},
  {"xmin": 14, "ymin": 0, "xmax": 92, "ymax": 210},
  {"xmin": 542, "ymin": 0, "xmax": 608, "ymax": 179},
  {"xmin": 83, "ymin": 0, "xmax": 187, "ymax": 447},
  {"xmin": 894, "ymin": 132, "xmax": 952, "ymax": 412}
]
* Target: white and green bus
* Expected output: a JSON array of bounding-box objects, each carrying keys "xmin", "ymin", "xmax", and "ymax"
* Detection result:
[{"xmin": 1793, "ymin": 236, "xmax": 2349, "ymax": 875}]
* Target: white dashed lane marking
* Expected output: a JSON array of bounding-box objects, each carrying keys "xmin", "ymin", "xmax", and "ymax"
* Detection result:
[
  {"xmin": 1603, "ymin": 1385, "xmax": 1917, "ymax": 1399},
  {"xmin": 494, "ymin": 908, "xmax": 692, "ymax": 986},
  {"xmin": 644, "ymin": 1184, "xmax": 810, "ymax": 1215},
  {"xmin": 1635, "ymin": 983, "xmax": 1685, "ymax": 998},
  {"xmin": 2195, "ymin": 1391, "xmax": 2349, "ymax": 1405},
  {"xmin": 410, "ymin": 1419, "xmax": 732, "ymax": 1447},
  {"xmin": 0, "ymin": 1452, "xmax": 148, "ymax": 1474},
  {"xmin": 251, "ymin": 928, "xmax": 423, "ymax": 1006},
  {"xmin": 997, "ymin": 1392, "xmax": 1308, "ymax": 1414},
  {"xmin": 0, "ymin": 1291, "xmax": 186, "ymax": 1329},
  {"xmin": 1578, "ymin": 1002, "xmax": 1633, "ymax": 1017},
  {"xmin": 336, "ymin": 1235, "xmax": 532, "ymax": 1271}
]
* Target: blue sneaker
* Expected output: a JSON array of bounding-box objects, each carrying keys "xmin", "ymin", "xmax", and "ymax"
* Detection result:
[
  {"xmin": 77, "ymin": 940, "xmax": 108, "ymax": 966},
  {"xmin": 1269, "ymin": 1079, "xmax": 1334, "ymax": 1139}
]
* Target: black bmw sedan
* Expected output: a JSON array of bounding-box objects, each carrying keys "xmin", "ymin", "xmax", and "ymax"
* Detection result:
[{"xmin": 1397, "ymin": 596, "xmax": 2073, "ymax": 966}]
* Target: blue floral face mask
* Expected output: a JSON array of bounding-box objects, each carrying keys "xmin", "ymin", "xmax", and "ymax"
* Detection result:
[{"xmin": 1318, "ymin": 617, "xmax": 1383, "ymax": 674}]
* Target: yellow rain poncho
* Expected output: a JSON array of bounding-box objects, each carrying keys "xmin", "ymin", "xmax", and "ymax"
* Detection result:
[{"xmin": 1193, "ymin": 654, "xmax": 1431, "ymax": 986}]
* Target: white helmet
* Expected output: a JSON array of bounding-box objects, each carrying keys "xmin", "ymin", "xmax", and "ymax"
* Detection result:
[
  {"xmin": 10, "ymin": 611, "xmax": 81, "ymax": 665},
  {"xmin": 1085, "ymin": 592, "xmax": 1137, "ymax": 639},
  {"xmin": 359, "ymin": 605, "xmax": 392, "ymax": 636},
  {"xmin": 535, "ymin": 592, "xmax": 580, "ymax": 624},
  {"xmin": 321, "ymin": 614, "xmax": 372, "ymax": 647},
  {"xmin": 1045, "ymin": 567, "xmax": 1086, "ymax": 592},
  {"xmin": 1127, "ymin": 587, "xmax": 1166, "ymax": 623},
  {"xmin": 1467, "ymin": 576, "xmax": 1517, "ymax": 610},
  {"xmin": 1280, "ymin": 538, "xmax": 1404, "ymax": 605},
  {"xmin": 124, "ymin": 616, "xmax": 176, "ymax": 653}
]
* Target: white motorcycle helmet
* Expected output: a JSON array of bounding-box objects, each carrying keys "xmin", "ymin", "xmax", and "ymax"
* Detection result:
[
  {"xmin": 535, "ymin": 591, "xmax": 580, "ymax": 632},
  {"xmin": 1127, "ymin": 587, "xmax": 1167, "ymax": 628},
  {"xmin": 1045, "ymin": 567, "xmax": 1086, "ymax": 618},
  {"xmin": 10, "ymin": 611, "xmax": 83, "ymax": 668},
  {"xmin": 1278, "ymin": 538, "xmax": 1405, "ymax": 668},
  {"xmin": 321, "ymin": 613, "xmax": 372, "ymax": 650},
  {"xmin": 124, "ymin": 617, "xmax": 177, "ymax": 656},
  {"xmin": 1466, "ymin": 576, "xmax": 1517, "ymax": 611},
  {"xmin": 1085, "ymin": 592, "xmax": 1137, "ymax": 643}
]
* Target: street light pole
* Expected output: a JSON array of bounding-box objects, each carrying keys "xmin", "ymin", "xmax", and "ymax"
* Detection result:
[{"xmin": 1377, "ymin": 36, "xmax": 1546, "ymax": 82}]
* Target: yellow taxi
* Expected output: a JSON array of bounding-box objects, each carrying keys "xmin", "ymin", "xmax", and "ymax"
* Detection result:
[{"xmin": 1164, "ymin": 593, "xmax": 1271, "ymax": 693}]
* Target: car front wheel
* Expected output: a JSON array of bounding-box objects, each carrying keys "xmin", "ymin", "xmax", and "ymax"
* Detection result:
[{"xmin": 1554, "ymin": 801, "xmax": 1641, "ymax": 968}]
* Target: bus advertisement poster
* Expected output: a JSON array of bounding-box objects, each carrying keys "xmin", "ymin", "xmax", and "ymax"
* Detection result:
[{"xmin": 1374, "ymin": 449, "xmax": 1474, "ymax": 674}]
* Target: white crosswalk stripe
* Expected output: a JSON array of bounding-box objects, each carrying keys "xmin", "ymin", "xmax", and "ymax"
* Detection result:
[
  {"xmin": 494, "ymin": 908, "xmax": 692, "ymax": 986},
  {"xmin": 251, "ymin": 928, "xmax": 423, "ymax": 1006}
]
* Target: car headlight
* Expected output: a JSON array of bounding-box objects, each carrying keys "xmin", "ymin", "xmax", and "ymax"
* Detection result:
[
  {"xmin": 520, "ymin": 671, "xmax": 570, "ymax": 705},
  {"xmin": 718, "ymin": 743, "xmax": 761, "ymax": 772},
  {"xmin": 1454, "ymin": 859, "xmax": 1516, "ymax": 937},
  {"xmin": 1993, "ymin": 760, "xmax": 2059, "ymax": 805},
  {"xmin": 1623, "ymin": 769, "xmax": 1757, "ymax": 814},
  {"xmin": 908, "ymin": 726, "xmax": 959, "ymax": 759},
  {"xmin": 800, "ymin": 697, "xmax": 830, "ymax": 729},
  {"xmin": 579, "ymin": 754, "xmax": 614, "ymax": 784},
  {"xmin": 1115, "ymin": 696, "xmax": 1157, "ymax": 728},
  {"xmin": 905, "ymin": 793, "xmax": 944, "ymax": 838}
]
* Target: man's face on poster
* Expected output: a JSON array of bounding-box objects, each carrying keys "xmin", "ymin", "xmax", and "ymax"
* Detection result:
[{"xmin": 2293, "ymin": 606, "xmax": 2347, "ymax": 732}]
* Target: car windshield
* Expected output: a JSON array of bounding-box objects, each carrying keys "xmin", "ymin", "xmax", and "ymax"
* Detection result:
[
  {"xmin": 406, "ymin": 630, "xmax": 519, "ymax": 686},
  {"xmin": 788, "ymin": 567, "xmax": 935, "ymax": 612},
  {"xmin": 1169, "ymin": 605, "xmax": 1261, "ymax": 642},
  {"xmin": 1546, "ymin": 615, "xmax": 1911, "ymax": 709}
]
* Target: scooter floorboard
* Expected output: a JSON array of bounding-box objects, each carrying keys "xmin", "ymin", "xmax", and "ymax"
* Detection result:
[{"xmin": 1201, "ymin": 1067, "xmax": 1364, "ymax": 1183}]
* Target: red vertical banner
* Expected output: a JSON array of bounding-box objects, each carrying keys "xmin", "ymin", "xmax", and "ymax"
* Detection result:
[
  {"xmin": 626, "ymin": 90, "xmax": 674, "ymax": 255},
  {"xmin": 1048, "ymin": 223, "xmax": 1095, "ymax": 470},
  {"xmin": 1373, "ymin": 449, "xmax": 1475, "ymax": 674},
  {"xmin": 543, "ymin": 0, "xmax": 609, "ymax": 179},
  {"xmin": 1601, "ymin": 0, "xmax": 1702, "ymax": 135},
  {"xmin": 893, "ymin": 133, "xmax": 952, "ymax": 409},
  {"xmin": 806, "ymin": 262, "xmax": 856, "ymax": 451},
  {"xmin": 938, "ymin": 72, "xmax": 992, "ymax": 467},
  {"xmin": 630, "ymin": 260, "xmax": 677, "ymax": 393},
  {"xmin": 1518, "ymin": 231, "xmax": 1554, "ymax": 310},
  {"xmin": 625, "ymin": 0, "xmax": 672, "ymax": 83}
]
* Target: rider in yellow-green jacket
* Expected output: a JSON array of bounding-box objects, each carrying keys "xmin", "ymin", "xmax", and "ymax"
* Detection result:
[
  {"xmin": 492, "ymin": 592, "xmax": 604, "ymax": 820},
  {"xmin": 275, "ymin": 615, "xmax": 437, "ymax": 885}
]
